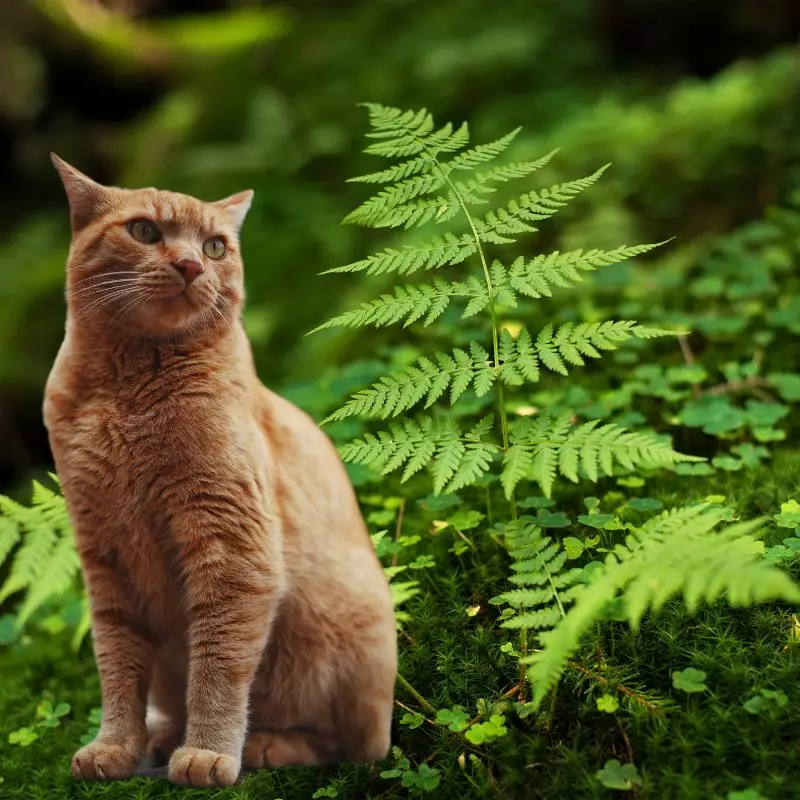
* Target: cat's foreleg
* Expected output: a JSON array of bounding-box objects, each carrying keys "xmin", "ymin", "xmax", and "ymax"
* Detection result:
[
  {"xmin": 168, "ymin": 519, "xmax": 283, "ymax": 788},
  {"xmin": 71, "ymin": 553, "xmax": 157, "ymax": 781}
]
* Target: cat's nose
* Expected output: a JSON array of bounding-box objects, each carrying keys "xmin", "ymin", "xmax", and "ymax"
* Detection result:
[{"xmin": 172, "ymin": 258, "xmax": 204, "ymax": 284}]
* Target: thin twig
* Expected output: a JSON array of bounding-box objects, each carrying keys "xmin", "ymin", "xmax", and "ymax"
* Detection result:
[
  {"xmin": 567, "ymin": 661, "xmax": 664, "ymax": 716},
  {"xmin": 394, "ymin": 699, "xmax": 437, "ymax": 728},
  {"xmin": 396, "ymin": 672, "xmax": 437, "ymax": 715},
  {"xmin": 677, "ymin": 334, "xmax": 696, "ymax": 366},
  {"xmin": 616, "ymin": 717, "xmax": 635, "ymax": 762},
  {"xmin": 705, "ymin": 375, "xmax": 775, "ymax": 402}
]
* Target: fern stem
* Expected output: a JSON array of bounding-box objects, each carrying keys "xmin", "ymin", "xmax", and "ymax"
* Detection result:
[
  {"xmin": 421, "ymin": 143, "xmax": 530, "ymax": 690},
  {"xmin": 427, "ymin": 156, "xmax": 517, "ymax": 511},
  {"xmin": 436, "ymin": 158, "xmax": 532, "ymax": 690},
  {"xmin": 396, "ymin": 672, "xmax": 437, "ymax": 715}
]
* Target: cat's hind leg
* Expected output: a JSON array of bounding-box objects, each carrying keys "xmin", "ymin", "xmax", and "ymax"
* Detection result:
[
  {"xmin": 245, "ymin": 595, "xmax": 395, "ymax": 769},
  {"xmin": 244, "ymin": 728, "xmax": 335, "ymax": 768}
]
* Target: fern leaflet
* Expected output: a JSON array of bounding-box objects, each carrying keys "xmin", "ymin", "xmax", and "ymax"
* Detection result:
[
  {"xmin": 339, "ymin": 415, "xmax": 499, "ymax": 493},
  {"xmin": 0, "ymin": 480, "xmax": 81, "ymax": 630},
  {"xmin": 502, "ymin": 415, "xmax": 700, "ymax": 497}
]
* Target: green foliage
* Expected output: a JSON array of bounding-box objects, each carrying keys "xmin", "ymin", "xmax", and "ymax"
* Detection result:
[
  {"xmin": 596, "ymin": 694, "xmax": 619, "ymax": 713},
  {"xmin": 320, "ymin": 105, "xmax": 690, "ymax": 506},
  {"xmin": 381, "ymin": 756, "xmax": 442, "ymax": 792},
  {"xmin": 522, "ymin": 504, "xmax": 799, "ymax": 706},
  {"xmin": 0, "ymin": 477, "xmax": 83, "ymax": 635},
  {"xmin": 7, "ymin": 696, "xmax": 71, "ymax": 748},
  {"xmin": 489, "ymin": 519, "xmax": 582, "ymax": 633},
  {"xmin": 502, "ymin": 414, "xmax": 698, "ymax": 498},
  {"xmin": 742, "ymin": 689, "xmax": 788, "ymax": 716},
  {"xmin": 318, "ymin": 102, "xmax": 800, "ymax": 733}
]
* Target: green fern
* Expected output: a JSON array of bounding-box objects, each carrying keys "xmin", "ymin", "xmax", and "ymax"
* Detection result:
[
  {"xmin": 489, "ymin": 519, "xmax": 584, "ymax": 635},
  {"xmin": 308, "ymin": 105, "xmax": 796, "ymax": 711},
  {"xmin": 370, "ymin": 531, "xmax": 422, "ymax": 630},
  {"xmin": 517, "ymin": 504, "xmax": 800, "ymax": 707},
  {"xmin": 325, "ymin": 323, "xmax": 674, "ymax": 424},
  {"xmin": 0, "ymin": 477, "xmax": 82, "ymax": 631},
  {"xmin": 315, "ymin": 103, "xmax": 689, "ymax": 500},
  {"xmin": 502, "ymin": 414, "xmax": 701, "ymax": 498},
  {"xmin": 340, "ymin": 416, "xmax": 498, "ymax": 493}
]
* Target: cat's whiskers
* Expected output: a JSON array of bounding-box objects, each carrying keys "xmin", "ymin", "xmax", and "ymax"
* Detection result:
[
  {"xmin": 112, "ymin": 288, "xmax": 154, "ymax": 325},
  {"xmin": 217, "ymin": 294, "xmax": 238, "ymax": 325},
  {"xmin": 71, "ymin": 270, "xmax": 140, "ymax": 287},
  {"xmin": 70, "ymin": 278, "xmax": 143, "ymax": 300},
  {"xmin": 209, "ymin": 301, "xmax": 231, "ymax": 333},
  {"xmin": 72, "ymin": 286, "xmax": 145, "ymax": 323},
  {"xmin": 207, "ymin": 307, "xmax": 221, "ymax": 339}
]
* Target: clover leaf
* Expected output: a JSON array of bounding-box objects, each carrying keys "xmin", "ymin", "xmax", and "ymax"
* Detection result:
[
  {"xmin": 672, "ymin": 668, "xmax": 708, "ymax": 693},
  {"xmin": 596, "ymin": 759, "xmax": 642, "ymax": 790}
]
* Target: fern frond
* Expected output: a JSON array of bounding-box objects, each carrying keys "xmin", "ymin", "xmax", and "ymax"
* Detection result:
[
  {"xmin": 339, "ymin": 415, "xmax": 499, "ymax": 492},
  {"xmin": 495, "ymin": 242, "xmax": 667, "ymax": 300},
  {"xmin": 344, "ymin": 174, "xmax": 449, "ymax": 226},
  {"xmin": 489, "ymin": 520, "xmax": 583, "ymax": 636},
  {"xmin": 452, "ymin": 150, "xmax": 560, "ymax": 206},
  {"xmin": 325, "ymin": 234, "xmax": 476, "ymax": 277},
  {"xmin": 446, "ymin": 128, "xmax": 521, "ymax": 170},
  {"xmin": 311, "ymin": 277, "xmax": 487, "ymax": 332},
  {"xmin": 358, "ymin": 104, "xmax": 469, "ymax": 160},
  {"xmin": 390, "ymin": 579, "xmax": 422, "ymax": 629},
  {"xmin": 492, "ymin": 322, "xmax": 676, "ymax": 390},
  {"xmin": 347, "ymin": 194, "xmax": 455, "ymax": 230},
  {"xmin": 502, "ymin": 414, "xmax": 699, "ymax": 498},
  {"xmin": 323, "ymin": 343, "xmax": 495, "ymax": 423},
  {"xmin": 0, "ymin": 516, "xmax": 21, "ymax": 566},
  {"xmin": 475, "ymin": 166, "xmax": 610, "ymax": 243},
  {"xmin": 347, "ymin": 155, "xmax": 437, "ymax": 185},
  {"xmin": 0, "ymin": 482, "xmax": 80, "ymax": 628},
  {"xmin": 15, "ymin": 532, "xmax": 81, "ymax": 627},
  {"xmin": 526, "ymin": 505, "xmax": 800, "ymax": 707}
]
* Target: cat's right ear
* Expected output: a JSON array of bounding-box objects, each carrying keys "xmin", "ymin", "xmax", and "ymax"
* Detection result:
[{"xmin": 51, "ymin": 154, "xmax": 110, "ymax": 231}]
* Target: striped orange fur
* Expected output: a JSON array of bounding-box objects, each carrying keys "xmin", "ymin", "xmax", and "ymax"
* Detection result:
[{"xmin": 43, "ymin": 156, "xmax": 397, "ymax": 788}]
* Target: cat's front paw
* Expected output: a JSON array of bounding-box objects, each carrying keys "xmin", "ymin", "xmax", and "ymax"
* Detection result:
[
  {"xmin": 71, "ymin": 742, "xmax": 141, "ymax": 781},
  {"xmin": 168, "ymin": 746, "xmax": 240, "ymax": 787}
]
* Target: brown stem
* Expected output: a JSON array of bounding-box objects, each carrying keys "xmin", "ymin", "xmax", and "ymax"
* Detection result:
[
  {"xmin": 705, "ymin": 375, "xmax": 775, "ymax": 402},
  {"xmin": 465, "ymin": 683, "xmax": 521, "ymax": 727},
  {"xmin": 677, "ymin": 334, "xmax": 696, "ymax": 366},
  {"xmin": 396, "ymin": 672, "xmax": 437, "ymax": 715}
]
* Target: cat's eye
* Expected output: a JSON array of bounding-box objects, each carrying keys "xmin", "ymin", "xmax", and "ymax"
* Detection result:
[
  {"xmin": 203, "ymin": 237, "xmax": 226, "ymax": 259},
  {"xmin": 127, "ymin": 219, "xmax": 162, "ymax": 244}
]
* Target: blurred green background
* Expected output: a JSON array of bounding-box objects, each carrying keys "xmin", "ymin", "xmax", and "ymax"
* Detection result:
[{"xmin": 1, "ymin": 0, "xmax": 799, "ymax": 494}]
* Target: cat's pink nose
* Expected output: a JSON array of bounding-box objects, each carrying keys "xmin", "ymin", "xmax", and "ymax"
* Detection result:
[{"xmin": 172, "ymin": 258, "xmax": 204, "ymax": 284}]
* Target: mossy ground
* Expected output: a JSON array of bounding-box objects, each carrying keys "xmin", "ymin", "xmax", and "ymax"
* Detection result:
[{"xmin": 2, "ymin": 451, "xmax": 799, "ymax": 800}]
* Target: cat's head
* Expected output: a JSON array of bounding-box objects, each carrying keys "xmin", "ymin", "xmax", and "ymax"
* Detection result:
[{"xmin": 52, "ymin": 154, "xmax": 253, "ymax": 340}]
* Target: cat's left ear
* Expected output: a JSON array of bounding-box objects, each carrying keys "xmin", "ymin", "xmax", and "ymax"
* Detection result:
[
  {"xmin": 213, "ymin": 190, "xmax": 254, "ymax": 231},
  {"xmin": 51, "ymin": 154, "xmax": 111, "ymax": 231}
]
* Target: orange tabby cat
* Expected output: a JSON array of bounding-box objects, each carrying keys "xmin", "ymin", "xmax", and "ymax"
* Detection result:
[{"xmin": 43, "ymin": 156, "xmax": 397, "ymax": 788}]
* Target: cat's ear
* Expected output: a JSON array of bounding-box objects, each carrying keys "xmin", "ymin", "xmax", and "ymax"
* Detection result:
[
  {"xmin": 213, "ymin": 190, "xmax": 254, "ymax": 231},
  {"xmin": 50, "ymin": 154, "xmax": 110, "ymax": 231}
]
